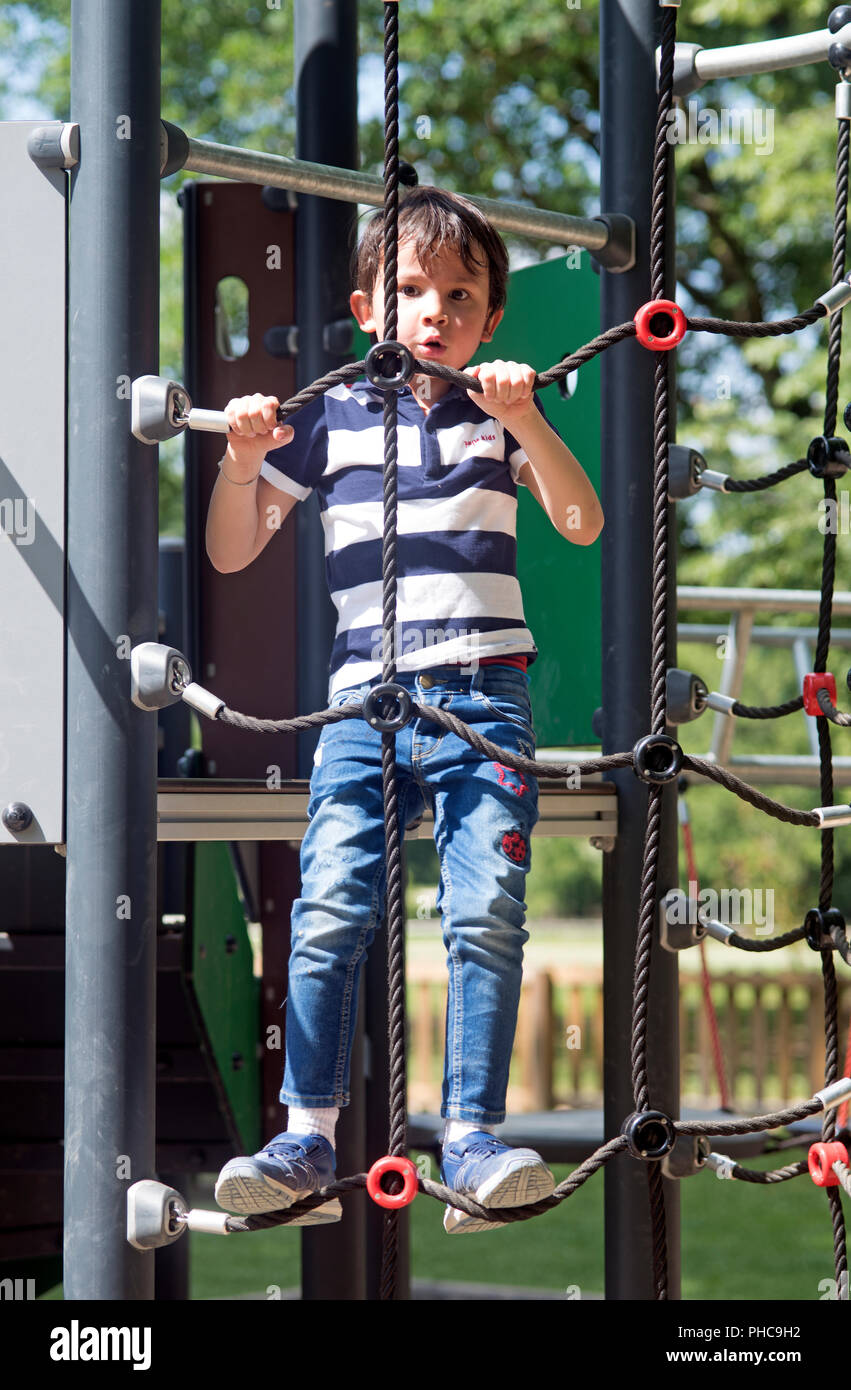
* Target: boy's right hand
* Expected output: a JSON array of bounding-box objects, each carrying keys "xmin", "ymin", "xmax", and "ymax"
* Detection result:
[{"xmin": 222, "ymin": 394, "xmax": 294, "ymax": 479}]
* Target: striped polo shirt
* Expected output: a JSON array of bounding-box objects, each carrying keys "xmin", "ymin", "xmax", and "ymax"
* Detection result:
[{"xmin": 260, "ymin": 376, "xmax": 563, "ymax": 700}]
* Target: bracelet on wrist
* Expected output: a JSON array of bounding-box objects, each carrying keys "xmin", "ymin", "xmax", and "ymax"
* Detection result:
[{"xmin": 218, "ymin": 458, "xmax": 261, "ymax": 486}]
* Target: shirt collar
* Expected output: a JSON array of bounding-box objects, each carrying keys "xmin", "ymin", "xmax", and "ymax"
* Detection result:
[{"xmin": 347, "ymin": 375, "xmax": 466, "ymax": 407}]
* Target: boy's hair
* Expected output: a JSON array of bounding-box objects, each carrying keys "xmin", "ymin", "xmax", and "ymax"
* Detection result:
[{"xmin": 351, "ymin": 185, "xmax": 509, "ymax": 323}]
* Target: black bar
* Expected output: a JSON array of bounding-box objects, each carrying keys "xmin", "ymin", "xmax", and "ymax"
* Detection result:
[
  {"xmin": 294, "ymin": 0, "xmax": 367, "ymax": 1301},
  {"xmin": 293, "ymin": 0, "xmax": 358, "ymax": 779},
  {"xmin": 599, "ymin": 0, "xmax": 681, "ymax": 1299},
  {"xmin": 64, "ymin": 0, "xmax": 161, "ymax": 1298}
]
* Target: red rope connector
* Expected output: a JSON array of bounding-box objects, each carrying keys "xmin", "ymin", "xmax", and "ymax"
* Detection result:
[
  {"xmin": 807, "ymin": 1140, "xmax": 848, "ymax": 1187},
  {"xmin": 366, "ymin": 1155, "xmax": 418, "ymax": 1209},
  {"xmin": 803, "ymin": 672, "xmax": 837, "ymax": 716},
  {"xmin": 634, "ymin": 299, "xmax": 687, "ymax": 351}
]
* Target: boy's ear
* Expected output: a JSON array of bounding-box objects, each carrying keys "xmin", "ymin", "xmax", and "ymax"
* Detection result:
[
  {"xmin": 479, "ymin": 307, "xmax": 504, "ymax": 344},
  {"xmin": 350, "ymin": 289, "xmax": 377, "ymax": 334}
]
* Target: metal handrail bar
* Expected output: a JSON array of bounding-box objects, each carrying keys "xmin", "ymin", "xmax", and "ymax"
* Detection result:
[{"xmin": 181, "ymin": 133, "xmax": 611, "ymax": 250}]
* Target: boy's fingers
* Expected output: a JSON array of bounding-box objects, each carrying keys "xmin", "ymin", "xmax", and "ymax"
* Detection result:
[
  {"xmin": 254, "ymin": 395, "xmax": 281, "ymax": 431},
  {"xmin": 225, "ymin": 394, "xmax": 283, "ymax": 436},
  {"xmin": 469, "ymin": 361, "xmax": 534, "ymax": 414}
]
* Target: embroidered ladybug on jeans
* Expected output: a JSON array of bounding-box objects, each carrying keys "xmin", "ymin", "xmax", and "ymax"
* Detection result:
[{"xmin": 501, "ymin": 830, "xmax": 527, "ymax": 863}]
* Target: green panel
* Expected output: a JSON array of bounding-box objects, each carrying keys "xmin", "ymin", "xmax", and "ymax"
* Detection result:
[
  {"xmin": 191, "ymin": 842, "xmax": 260, "ymax": 1152},
  {"xmin": 351, "ymin": 248, "xmax": 601, "ymax": 746},
  {"xmin": 470, "ymin": 252, "xmax": 601, "ymax": 746}
]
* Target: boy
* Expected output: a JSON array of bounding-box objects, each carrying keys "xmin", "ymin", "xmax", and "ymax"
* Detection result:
[{"xmin": 207, "ymin": 186, "xmax": 603, "ymax": 1232}]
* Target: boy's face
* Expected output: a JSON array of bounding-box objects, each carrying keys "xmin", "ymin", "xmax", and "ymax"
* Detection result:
[{"xmin": 350, "ymin": 238, "xmax": 503, "ymax": 398}]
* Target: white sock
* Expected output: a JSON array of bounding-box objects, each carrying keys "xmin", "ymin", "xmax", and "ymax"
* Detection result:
[
  {"xmin": 442, "ymin": 1119, "xmax": 496, "ymax": 1147},
  {"xmin": 287, "ymin": 1105, "xmax": 339, "ymax": 1147}
]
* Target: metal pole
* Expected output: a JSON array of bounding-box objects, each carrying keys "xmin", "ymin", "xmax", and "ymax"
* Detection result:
[
  {"xmin": 689, "ymin": 23, "xmax": 851, "ymax": 86},
  {"xmin": 64, "ymin": 0, "xmax": 160, "ymax": 1299},
  {"xmin": 181, "ymin": 135, "xmax": 611, "ymax": 252},
  {"xmin": 293, "ymin": 0, "xmax": 367, "ymax": 1302},
  {"xmin": 679, "ymin": 584, "xmax": 851, "ymax": 614},
  {"xmin": 600, "ymin": 0, "xmax": 681, "ymax": 1300}
]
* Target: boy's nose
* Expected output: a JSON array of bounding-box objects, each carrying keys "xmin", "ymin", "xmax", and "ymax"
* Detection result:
[{"xmin": 421, "ymin": 295, "xmax": 448, "ymax": 323}]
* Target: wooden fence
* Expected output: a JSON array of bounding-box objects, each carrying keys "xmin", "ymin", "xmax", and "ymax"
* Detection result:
[{"xmin": 407, "ymin": 966, "xmax": 851, "ymax": 1114}]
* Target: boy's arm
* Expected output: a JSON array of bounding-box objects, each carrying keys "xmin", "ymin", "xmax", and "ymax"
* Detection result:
[
  {"xmin": 511, "ymin": 411, "xmax": 604, "ymax": 546},
  {"xmin": 466, "ymin": 361, "xmax": 604, "ymax": 546},
  {"xmin": 205, "ymin": 394, "xmax": 296, "ymax": 573},
  {"xmin": 206, "ymin": 470, "xmax": 297, "ymax": 573},
  {"xmin": 205, "ymin": 390, "xmax": 326, "ymax": 572}
]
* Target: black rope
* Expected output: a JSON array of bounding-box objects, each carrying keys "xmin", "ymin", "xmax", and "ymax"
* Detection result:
[
  {"xmin": 214, "ymin": 696, "xmax": 845, "ymax": 838},
  {"xmin": 726, "ymin": 1160, "xmax": 810, "ymax": 1184},
  {"xmin": 725, "ymin": 925, "xmax": 809, "ymax": 952},
  {"xmin": 687, "ymin": 305, "xmax": 827, "ymax": 337},
  {"xmin": 223, "ymin": 1135, "xmax": 630, "ymax": 1231},
  {"xmin": 816, "ymin": 687, "xmax": 851, "ymax": 726},
  {"xmin": 732, "ymin": 695, "xmax": 804, "ymax": 719},
  {"xmin": 724, "ymin": 459, "xmax": 809, "ymax": 492},
  {"xmin": 681, "ymin": 755, "xmax": 820, "ymax": 826},
  {"xmin": 378, "ymin": 0, "xmax": 406, "ymax": 1303},
  {"xmin": 676, "ymin": 1098, "xmax": 824, "ymax": 1136},
  {"xmin": 182, "ymin": 4, "xmax": 851, "ymax": 1300},
  {"xmin": 266, "ymin": 306, "xmax": 828, "ymax": 424},
  {"xmin": 834, "ymin": 1159, "xmax": 851, "ymax": 1198},
  {"xmin": 815, "ymin": 108, "xmax": 851, "ymax": 1290},
  {"xmin": 217, "ymin": 1096, "xmax": 837, "ymax": 1230}
]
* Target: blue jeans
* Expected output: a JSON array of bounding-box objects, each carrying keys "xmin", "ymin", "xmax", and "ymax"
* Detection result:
[{"xmin": 280, "ymin": 662, "xmax": 539, "ymax": 1124}]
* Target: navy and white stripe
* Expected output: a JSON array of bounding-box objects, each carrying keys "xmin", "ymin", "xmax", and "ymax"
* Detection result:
[{"xmin": 260, "ymin": 376, "xmax": 562, "ymax": 699}]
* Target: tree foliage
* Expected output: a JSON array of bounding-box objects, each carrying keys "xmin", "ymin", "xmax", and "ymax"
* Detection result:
[{"xmin": 5, "ymin": 1, "xmax": 851, "ymax": 915}]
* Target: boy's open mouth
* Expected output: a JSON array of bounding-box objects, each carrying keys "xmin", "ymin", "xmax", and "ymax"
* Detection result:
[{"xmin": 418, "ymin": 338, "xmax": 445, "ymax": 353}]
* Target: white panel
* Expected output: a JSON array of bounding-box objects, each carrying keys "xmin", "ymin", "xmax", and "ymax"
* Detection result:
[{"xmin": 0, "ymin": 123, "xmax": 66, "ymax": 844}]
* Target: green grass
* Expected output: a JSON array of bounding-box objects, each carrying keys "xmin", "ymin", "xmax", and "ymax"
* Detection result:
[
  {"xmin": 36, "ymin": 1150, "xmax": 844, "ymax": 1300},
  {"xmin": 183, "ymin": 1150, "xmax": 848, "ymax": 1300},
  {"xmin": 190, "ymin": 1219, "xmax": 301, "ymax": 1300},
  {"xmin": 409, "ymin": 1150, "xmax": 842, "ymax": 1301}
]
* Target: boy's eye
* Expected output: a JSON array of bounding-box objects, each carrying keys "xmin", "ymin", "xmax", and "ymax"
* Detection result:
[{"xmin": 399, "ymin": 285, "xmax": 470, "ymax": 300}]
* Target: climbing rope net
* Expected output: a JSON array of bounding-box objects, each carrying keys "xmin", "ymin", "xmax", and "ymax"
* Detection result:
[{"xmin": 174, "ymin": 3, "xmax": 851, "ymax": 1299}]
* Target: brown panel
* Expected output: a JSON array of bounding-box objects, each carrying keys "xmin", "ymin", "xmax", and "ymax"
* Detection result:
[
  {"xmin": 192, "ymin": 181, "xmax": 300, "ymax": 779},
  {"xmin": 0, "ymin": 1174, "xmax": 61, "ymax": 1227}
]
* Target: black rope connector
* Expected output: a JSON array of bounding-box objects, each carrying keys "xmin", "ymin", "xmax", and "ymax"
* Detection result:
[
  {"xmin": 666, "ymin": 668, "xmax": 708, "ymax": 724},
  {"xmin": 830, "ymin": 7, "xmax": 851, "ymax": 34},
  {"xmin": 829, "ymin": 38, "xmax": 851, "ymax": 75},
  {"xmin": 804, "ymin": 906, "xmax": 847, "ymax": 953},
  {"xmin": 807, "ymin": 435, "xmax": 850, "ymax": 479},
  {"xmin": 632, "ymin": 733, "xmax": 684, "ymax": 784},
  {"xmin": 365, "ymin": 340, "xmax": 415, "ymax": 391},
  {"xmin": 362, "ymin": 682, "xmax": 413, "ymax": 733},
  {"xmin": 621, "ymin": 1110, "xmax": 677, "ymax": 1160}
]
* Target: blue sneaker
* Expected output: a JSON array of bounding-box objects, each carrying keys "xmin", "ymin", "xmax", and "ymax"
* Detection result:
[
  {"xmin": 215, "ymin": 1132, "xmax": 340, "ymax": 1222},
  {"xmin": 440, "ymin": 1131, "xmax": 555, "ymax": 1235}
]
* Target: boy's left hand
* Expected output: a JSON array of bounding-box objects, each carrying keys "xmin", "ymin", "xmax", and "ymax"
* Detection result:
[{"xmin": 466, "ymin": 360, "xmax": 537, "ymax": 426}]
